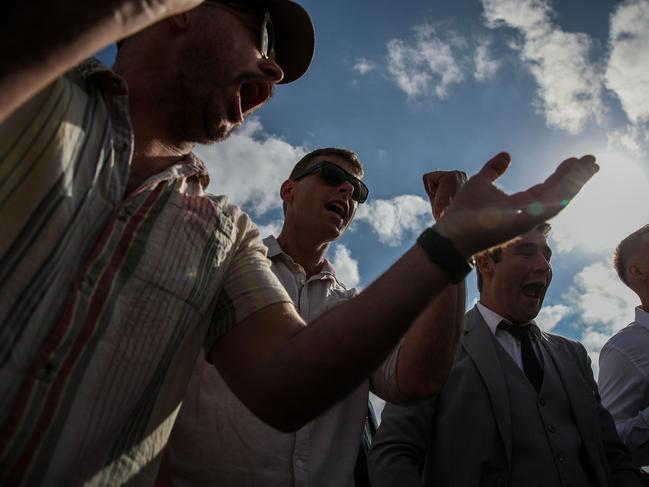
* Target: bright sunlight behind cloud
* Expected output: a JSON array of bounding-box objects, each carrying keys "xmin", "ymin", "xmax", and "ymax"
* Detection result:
[{"xmin": 549, "ymin": 149, "xmax": 649, "ymax": 253}]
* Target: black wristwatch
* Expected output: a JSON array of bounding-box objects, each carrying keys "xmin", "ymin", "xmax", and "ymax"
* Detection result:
[{"xmin": 417, "ymin": 227, "xmax": 473, "ymax": 283}]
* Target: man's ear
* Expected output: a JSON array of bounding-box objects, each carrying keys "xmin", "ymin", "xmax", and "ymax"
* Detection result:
[
  {"xmin": 280, "ymin": 179, "xmax": 294, "ymax": 203},
  {"xmin": 476, "ymin": 254, "xmax": 494, "ymax": 277},
  {"xmin": 628, "ymin": 264, "xmax": 646, "ymax": 283}
]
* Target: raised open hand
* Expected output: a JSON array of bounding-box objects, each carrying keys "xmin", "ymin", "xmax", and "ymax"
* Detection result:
[
  {"xmin": 435, "ymin": 152, "xmax": 599, "ymax": 257},
  {"xmin": 423, "ymin": 170, "xmax": 467, "ymax": 221}
]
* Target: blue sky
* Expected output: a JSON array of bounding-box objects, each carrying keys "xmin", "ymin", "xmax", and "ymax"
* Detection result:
[{"xmin": 98, "ymin": 0, "xmax": 649, "ymax": 376}]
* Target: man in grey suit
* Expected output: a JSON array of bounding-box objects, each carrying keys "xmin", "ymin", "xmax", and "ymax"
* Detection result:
[{"xmin": 368, "ymin": 224, "xmax": 641, "ymax": 487}]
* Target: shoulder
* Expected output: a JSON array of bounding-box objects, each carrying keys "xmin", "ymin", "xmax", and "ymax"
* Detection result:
[
  {"xmin": 329, "ymin": 274, "xmax": 358, "ymax": 298},
  {"xmin": 204, "ymin": 195, "xmax": 257, "ymax": 238},
  {"xmin": 543, "ymin": 332, "xmax": 589, "ymax": 359},
  {"xmin": 604, "ymin": 322, "xmax": 648, "ymax": 351}
]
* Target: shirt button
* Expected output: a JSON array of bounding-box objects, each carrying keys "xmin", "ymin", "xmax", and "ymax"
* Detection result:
[
  {"xmin": 39, "ymin": 361, "xmax": 56, "ymax": 381},
  {"xmin": 539, "ymin": 397, "xmax": 546, "ymax": 406},
  {"xmin": 548, "ymin": 425, "xmax": 556, "ymax": 433},
  {"xmin": 557, "ymin": 453, "xmax": 566, "ymax": 462}
]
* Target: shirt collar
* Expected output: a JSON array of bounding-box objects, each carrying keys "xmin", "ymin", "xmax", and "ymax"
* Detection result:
[
  {"xmin": 635, "ymin": 306, "xmax": 649, "ymax": 330},
  {"xmin": 77, "ymin": 57, "xmax": 129, "ymax": 95},
  {"xmin": 263, "ymin": 235, "xmax": 337, "ymax": 278},
  {"xmin": 476, "ymin": 301, "xmax": 538, "ymax": 336}
]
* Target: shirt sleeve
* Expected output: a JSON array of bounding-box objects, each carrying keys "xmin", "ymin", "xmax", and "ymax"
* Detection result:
[
  {"xmin": 370, "ymin": 343, "xmax": 412, "ymax": 404},
  {"xmin": 599, "ymin": 342, "xmax": 649, "ymax": 465},
  {"xmin": 205, "ymin": 210, "xmax": 292, "ymax": 350}
]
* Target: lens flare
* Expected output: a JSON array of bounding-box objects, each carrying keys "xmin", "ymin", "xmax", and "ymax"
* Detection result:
[{"xmin": 527, "ymin": 201, "xmax": 544, "ymax": 216}]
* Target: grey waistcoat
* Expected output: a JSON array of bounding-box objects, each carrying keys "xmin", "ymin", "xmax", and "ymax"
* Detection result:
[{"xmin": 495, "ymin": 338, "xmax": 594, "ymax": 487}]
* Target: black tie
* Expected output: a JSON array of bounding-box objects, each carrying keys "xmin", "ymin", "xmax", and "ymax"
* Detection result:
[{"xmin": 500, "ymin": 322, "xmax": 544, "ymax": 392}]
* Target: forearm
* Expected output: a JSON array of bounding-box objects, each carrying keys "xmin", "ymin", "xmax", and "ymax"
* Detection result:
[
  {"xmin": 0, "ymin": 1, "xmax": 199, "ymax": 122},
  {"xmin": 395, "ymin": 280, "xmax": 466, "ymax": 399}
]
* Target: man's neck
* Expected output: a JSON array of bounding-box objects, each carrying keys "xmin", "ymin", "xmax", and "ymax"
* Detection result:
[
  {"xmin": 276, "ymin": 229, "xmax": 330, "ymax": 277},
  {"xmin": 117, "ymin": 64, "xmax": 194, "ymax": 195},
  {"xmin": 477, "ymin": 298, "xmax": 528, "ymax": 326},
  {"xmin": 126, "ymin": 113, "xmax": 194, "ymax": 195}
]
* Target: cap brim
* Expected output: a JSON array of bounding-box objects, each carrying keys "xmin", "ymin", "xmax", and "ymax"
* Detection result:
[{"xmin": 252, "ymin": 0, "xmax": 315, "ymax": 84}]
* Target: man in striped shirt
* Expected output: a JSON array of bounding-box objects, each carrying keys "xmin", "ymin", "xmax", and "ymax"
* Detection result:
[{"xmin": 0, "ymin": 0, "xmax": 599, "ymax": 485}]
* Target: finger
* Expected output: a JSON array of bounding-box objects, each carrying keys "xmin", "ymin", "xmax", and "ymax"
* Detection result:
[
  {"xmin": 434, "ymin": 172, "xmax": 465, "ymax": 218},
  {"xmin": 475, "ymin": 152, "xmax": 511, "ymax": 183},
  {"xmin": 422, "ymin": 172, "xmax": 443, "ymax": 198},
  {"xmin": 511, "ymin": 155, "xmax": 599, "ymax": 220}
]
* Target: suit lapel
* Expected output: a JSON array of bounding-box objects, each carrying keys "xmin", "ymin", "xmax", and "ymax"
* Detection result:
[{"xmin": 462, "ymin": 307, "xmax": 512, "ymax": 466}]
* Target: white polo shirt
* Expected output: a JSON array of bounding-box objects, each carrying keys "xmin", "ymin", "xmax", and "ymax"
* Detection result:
[{"xmin": 166, "ymin": 235, "xmax": 401, "ymax": 487}]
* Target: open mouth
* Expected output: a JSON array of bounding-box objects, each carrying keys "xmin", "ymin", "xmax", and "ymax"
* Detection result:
[
  {"xmin": 324, "ymin": 201, "xmax": 346, "ymax": 220},
  {"xmin": 522, "ymin": 282, "xmax": 545, "ymax": 299},
  {"xmin": 239, "ymin": 82, "xmax": 270, "ymax": 115}
]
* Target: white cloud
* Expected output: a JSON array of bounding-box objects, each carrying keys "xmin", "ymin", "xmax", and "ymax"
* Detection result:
[
  {"xmin": 330, "ymin": 244, "xmax": 361, "ymax": 289},
  {"xmin": 474, "ymin": 38, "xmax": 502, "ymax": 81},
  {"xmin": 354, "ymin": 195, "xmax": 433, "ymax": 246},
  {"xmin": 196, "ymin": 117, "xmax": 306, "ymax": 216},
  {"xmin": 566, "ymin": 261, "xmax": 637, "ymax": 330},
  {"xmin": 608, "ymin": 124, "xmax": 648, "ymax": 157},
  {"xmin": 605, "ymin": 0, "xmax": 649, "ymax": 156},
  {"xmin": 481, "ymin": 0, "xmax": 605, "ymax": 133},
  {"xmin": 353, "ymin": 58, "xmax": 377, "ymax": 76},
  {"xmin": 536, "ymin": 304, "xmax": 569, "ymax": 332},
  {"xmin": 606, "ymin": 0, "xmax": 649, "ymax": 125},
  {"xmin": 254, "ymin": 219, "xmax": 284, "ymax": 239},
  {"xmin": 580, "ymin": 328, "xmax": 612, "ymax": 376},
  {"xmin": 563, "ymin": 260, "xmax": 639, "ymax": 376},
  {"xmin": 549, "ymin": 148, "xmax": 649, "ymax": 253},
  {"xmin": 386, "ymin": 22, "xmax": 465, "ymax": 99}
]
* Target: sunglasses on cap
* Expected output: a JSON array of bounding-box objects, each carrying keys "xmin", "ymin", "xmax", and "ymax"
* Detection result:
[
  {"xmin": 292, "ymin": 161, "xmax": 369, "ymax": 204},
  {"xmin": 209, "ymin": 1, "xmax": 275, "ymax": 59}
]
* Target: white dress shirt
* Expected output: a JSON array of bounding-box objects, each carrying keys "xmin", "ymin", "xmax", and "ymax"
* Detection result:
[
  {"xmin": 599, "ymin": 306, "xmax": 649, "ymax": 466},
  {"xmin": 476, "ymin": 302, "xmax": 543, "ymax": 371}
]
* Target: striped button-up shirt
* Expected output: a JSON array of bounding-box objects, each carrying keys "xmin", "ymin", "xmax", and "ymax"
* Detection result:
[{"xmin": 0, "ymin": 59, "xmax": 290, "ymax": 485}]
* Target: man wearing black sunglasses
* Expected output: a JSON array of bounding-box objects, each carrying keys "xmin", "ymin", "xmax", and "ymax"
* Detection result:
[
  {"xmin": 165, "ymin": 148, "xmax": 467, "ymax": 487},
  {"xmin": 1, "ymin": 0, "xmax": 598, "ymax": 484}
]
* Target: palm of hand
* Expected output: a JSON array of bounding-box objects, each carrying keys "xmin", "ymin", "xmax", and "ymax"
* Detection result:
[{"xmin": 435, "ymin": 152, "xmax": 598, "ymax": 257}]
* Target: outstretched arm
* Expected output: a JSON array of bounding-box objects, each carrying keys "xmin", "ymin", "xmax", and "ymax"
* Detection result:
[
  {"xmin": 0, "ymin": 0, "xmax": 202, "ymax": 122},
  {"xmin": 209, "ymin": 153, "xmax": 600, "ymax": 432}
]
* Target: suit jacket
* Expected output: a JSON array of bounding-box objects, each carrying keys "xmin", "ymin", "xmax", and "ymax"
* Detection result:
[{"xmin": 368, "ymin": 306, "xmax": 641, "ymax": 487}]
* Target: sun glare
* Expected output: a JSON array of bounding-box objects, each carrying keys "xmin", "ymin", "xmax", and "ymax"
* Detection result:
[{"xmin": 550, "ymin": 148, "xmax": 649, "ymax": 254}]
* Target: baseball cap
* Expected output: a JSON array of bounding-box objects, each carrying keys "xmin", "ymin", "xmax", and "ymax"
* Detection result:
[{"xmin": 217, "ymin": 0, "xmax": 315, "ymax": 84}]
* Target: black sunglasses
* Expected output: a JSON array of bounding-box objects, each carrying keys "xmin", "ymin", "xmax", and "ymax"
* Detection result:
[
  {"xmin": 292, "ymin": 161, "xmax": 369, "ymax": 204},
  {"xmin": 210, "ymin": 2, "xmax": 275, "ymax": 59}
]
